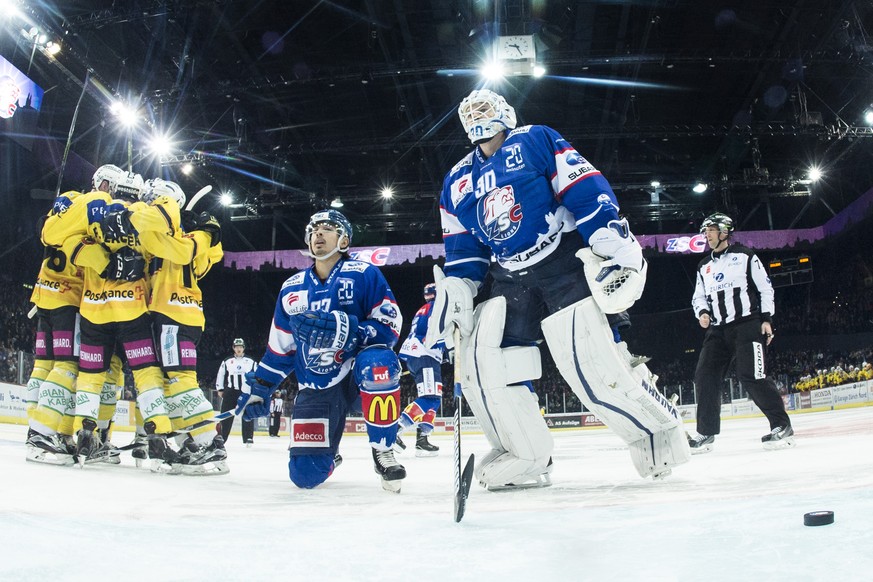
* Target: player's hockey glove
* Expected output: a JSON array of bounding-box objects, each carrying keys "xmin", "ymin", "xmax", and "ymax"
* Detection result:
[
  {"xmin": 182, "ymin": 210, "xmax": 221, "ymax": 246},
  {"xmin": 291, "ymin": 310, "xmax": 361, "ymax": 358},
  {"xmin": 101, "ymin": 209, "xmax": 137, "ymax": 242},
  {"xmin": 235, "ymin": 370, "xmax": 274, "ymax": 420},
  {"xmin": 100, "ymin": 247, "xmax": 146, "ymax": 281}
]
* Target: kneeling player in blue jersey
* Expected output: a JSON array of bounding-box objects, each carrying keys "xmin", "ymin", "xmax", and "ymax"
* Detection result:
[{"xmin": 236, "ymin": 210, "xmax": 407, "ymax": 492}]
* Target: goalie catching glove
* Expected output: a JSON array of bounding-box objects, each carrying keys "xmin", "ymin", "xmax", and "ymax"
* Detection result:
[
  {"xmin": 100, "ymin": 247, "xmax": 146, "ymax": 282},
  {"xmin": 578, "ymin": 217, "xmax": 647, "ymax": 314},
  {"xmin": 424, "ymin": 265, "xmax": 477, "ymax": 349},
  {"xmin": 234, "ymin": 371, "xmax": 274, "ymax": 421}
]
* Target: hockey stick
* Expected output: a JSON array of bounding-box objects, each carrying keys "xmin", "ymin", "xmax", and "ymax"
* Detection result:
[
  {"xmin": 452, "ymin": 325, "xmax": 475, "ymax": 523},
  {"xmin": 185, "ymin": 185, "xmax": 213, "ymax": 211}
]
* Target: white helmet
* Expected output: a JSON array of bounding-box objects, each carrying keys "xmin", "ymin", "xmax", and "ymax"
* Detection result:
[
  {"xmin": 92, "ymin": 164, "xmax": 125, "ymax": 194},
  {"xmin": 114, "ymin": 171, "xmax": 145, "ymax": 201},
  {"xmin": 141, "ymin": 178, "xmax": 186, "ymax": 208},
  {"xmin": 458, "ymin": 89, "xmax": 517, "ymax": 144}
]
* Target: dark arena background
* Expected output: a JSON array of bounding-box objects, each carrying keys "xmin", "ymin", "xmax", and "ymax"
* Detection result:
[{"xmin": 2, "ymin": 3, "xmax": 873, "ymax": 580}]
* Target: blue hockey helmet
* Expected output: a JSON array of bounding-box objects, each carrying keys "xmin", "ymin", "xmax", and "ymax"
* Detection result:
[
  {"xmin": 458, "ymin": 89, "xmax": 517, "ymax": 144},
  {"xmin": 423, "ymin": 282, "xmax": 436, "ymax": 301},
  {"xmin": 353, "ymin": 346, "xmax": 401, "ymax": 391},
  {"xmin": 305, "ymin": 209, "xmax": 353, "ymax": 256}
]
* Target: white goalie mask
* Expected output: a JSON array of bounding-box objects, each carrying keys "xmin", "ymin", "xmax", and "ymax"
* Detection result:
[
  {"xmin": 92, "ymin": 164, "xmax": 125, "ymax": 194},
  {"xmin": 142, "ymin": 178, "xmax": 186, "ymax": 208},
  {"xmin": 458, "ymin": 89, "xmax": 517, "ymax": 144},
  {"xmin": 114, "ymin": 171, "xmax": 145, "ymax": 202}
]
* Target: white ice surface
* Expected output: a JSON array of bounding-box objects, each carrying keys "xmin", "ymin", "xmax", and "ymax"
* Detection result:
[{"xmin": 2, "ymin": 408, "xmax": 873, "ymax": 582}]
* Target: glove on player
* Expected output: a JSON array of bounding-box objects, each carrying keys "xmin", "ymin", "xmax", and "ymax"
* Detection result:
[{"xmin": 101, "ymin": 247, "xmax": 146, "ymax": 281}]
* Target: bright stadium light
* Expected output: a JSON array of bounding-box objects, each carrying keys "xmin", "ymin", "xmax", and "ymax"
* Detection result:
[
  {"xmin": 865, "ymin": 109, "xmax": 873, "ymax": 125},
  {"xmin": 650, "ymin": 180, "xmax": 661, "ymax": 188},
  {"xmin": 380, "ymin": 187, "xmax": 394, "ymax": 199},
  {"xmin": 693, "ymin": 182, "xmax": 708, "ymax": 194},
  {"xmin": 480, "ymin": 60, "xmax": 505, "ymax": 81},
  {"xmin": 532, "ymin": 65, "xmax": 546, "ymax": 78},
  {"xmin": 181, "ymin": 163, "xmax": 193, "ymax": 175},
  {"xmin": 146, "ymin": 133, "xmax": 174, "ymax": 157},
  {"xmin": 330, "ymin": 197, "xmax": 344, "ymax": 208},
  {"xmin": 808, "ymin": 166, "xmax": 823, "ymax": 182},
  {"xmin": 220, "ymin": 193, "xmax": 233, "ymax": 206}
]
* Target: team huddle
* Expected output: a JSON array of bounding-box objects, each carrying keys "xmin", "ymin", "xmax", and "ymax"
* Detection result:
[
  {"xmin": 24, "ymin": 164, "xmax": 227, "ymax": 475},
  {"xmin": 22, "ymin": 89, "xmax": 794, "ymax": 492}
]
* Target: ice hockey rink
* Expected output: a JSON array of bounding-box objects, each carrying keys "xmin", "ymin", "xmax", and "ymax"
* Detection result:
[{"xmin": 2, "ymin": 407, "xmax": 872, "ymax": 582}]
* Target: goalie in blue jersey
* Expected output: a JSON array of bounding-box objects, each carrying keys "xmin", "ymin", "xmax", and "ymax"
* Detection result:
[
  {"xmin": 236, "ymin": 210, "xmax": 407, "ymax": 492},
  {"xmin": 426, "ymin": 89, "xmax": 690, "ymax": 489}
]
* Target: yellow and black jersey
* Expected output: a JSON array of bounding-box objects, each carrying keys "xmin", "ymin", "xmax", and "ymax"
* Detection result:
[
  {"xmin": 31, "ymin": 191, "xmax": 108, "ymax": 310},
  {"xmin": 129, "ymin": 196, "xmax": 224, "ymax": 328},
  {"xmin": 51, "ymin": 192, "xmax": 195, "ymax": 324}
]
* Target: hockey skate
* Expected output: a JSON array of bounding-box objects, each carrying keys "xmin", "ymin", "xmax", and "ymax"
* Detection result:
[
  {"xmin": 86, "ymin": 427, "xmax": 121, "ymax": 465},
  {"xmin": 75, "ymin": 419, "xmax": 99, "ymax": 467},
  {"xmin": 414, "ymin": 428, "xmax": 439, "ymax": 458},
  {"xmin": 372, "ymin": 447, "xmax": 406, "ymax": 493},
  {"xmin": 480, "ymin": 452, "xmax": 553, "ymax": 492},
  {"xmin": 762, "ymin": 425, "xmax": 795, "ymax": 451},
  {"xmin": 333, "ymin": 453, "xmax": 343, "ymax": 469},
  {"xmin": 25, "ymin": 430, "xmax": 75, "ymax": 466},
  {"xmin": 687, "ymin": 433, "xmax": 715, "ymax": 455},
  {"xmin": 393, "ymin": 427, "xmax": 407, "ymax": 453},
  {"xmin": 179, "ymin": 434, "xmax": 229, "ymax": 476},
  {"xmin": 130, "ymin": 434, "xmax": 149, "ymax": 467},
  {"xmin": 144, "ymin": 421, "xmax": 182, "ymax": 474}
]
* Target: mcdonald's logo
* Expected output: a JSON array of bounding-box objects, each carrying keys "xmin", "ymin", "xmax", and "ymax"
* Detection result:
[{"xmin": 366, "ymin": 394, "xmax": 398, "ymax": 423}]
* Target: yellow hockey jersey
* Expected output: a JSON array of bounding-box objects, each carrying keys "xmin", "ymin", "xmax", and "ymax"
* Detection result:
[
  {"xmin": 31, "ymin": 191, "xmax": 109, "ymax": 310},
  {"xmin": 129, "ymin": 196, "xmax": 224, "ymax": 328}
]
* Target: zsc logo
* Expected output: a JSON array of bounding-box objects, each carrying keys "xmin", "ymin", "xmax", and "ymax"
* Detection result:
[{"xmin": 477, "ymin": 185, "xmax": 522, "ymax": 241}]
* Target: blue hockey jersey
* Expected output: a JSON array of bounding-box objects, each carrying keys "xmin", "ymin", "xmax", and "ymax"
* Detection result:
[
  {"xmin": 257, "ymin": 259, "xmax": 402, "ymax": 390},
  {"xmin": 439, "ymin": 124, "xmax": 621, "ymax": 283},
  {"xmin": 398, "ymin": 301, "xmax": 444, "ymax": 361}
]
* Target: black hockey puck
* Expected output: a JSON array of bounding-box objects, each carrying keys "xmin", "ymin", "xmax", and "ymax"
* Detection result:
[{"xmin": 803, "ymin": 511, "xmax": 834, "ymax": 526}]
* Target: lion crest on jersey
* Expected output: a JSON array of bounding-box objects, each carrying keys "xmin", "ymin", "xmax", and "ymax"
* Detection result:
[{"xmin": 477, "ymin": 185, "xmax": 522, "ymax": 241}]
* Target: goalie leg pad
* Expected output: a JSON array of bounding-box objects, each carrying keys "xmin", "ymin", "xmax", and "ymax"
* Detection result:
[
  {"xmin": 542, "ymin": 297, "xmax": 690, "ymax": 478},
  {"xmin": 461, "ymin": 297, "xmax": 553, "ymax": 487}
]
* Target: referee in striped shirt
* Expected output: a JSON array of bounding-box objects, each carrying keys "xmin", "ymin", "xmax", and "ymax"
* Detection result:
[
  {"xmin": 216, "ymin": 338, "xmax": 257, "ymax": 446},
  {"xmin": 688, "ymin": 213, "xmax": 793, "ymax": 454}
]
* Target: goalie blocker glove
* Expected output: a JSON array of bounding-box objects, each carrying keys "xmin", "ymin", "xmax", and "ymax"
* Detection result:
[{"xmin": 101, "ymin": 247, "xmax": 146, "ymax": 281}]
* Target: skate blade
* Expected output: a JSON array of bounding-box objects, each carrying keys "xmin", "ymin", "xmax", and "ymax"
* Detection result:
[
  {"xmin": 84, "ymin": 452, "xmax": 122, "ymax": 465},
  {"xmin": 484, "ymin": 474, "xmax": 552, "ymax": 492},
  {"xmin": 414, "ymin": 449, "xmax": 439, "ymax": 458},
  {"xmin": 150, "ymin": 460, "xmax": 183, "ymax": 475},
  {"xmin": 392, "ymin": 442, "xmax": 406, "ymax": 453},
  {"xmin": 652, "ymin": 468, "xmax": 672, "ymax": 481},
  {"xmin": 380, "ymin": 477, "xmax": 402, "ymax": 493},
  {"xmin": 180, "ymin": 461, "xmax": 230, "ymax": 476},
  {"xmin": 763, "ymin": 437, "xmax": 796, "ymax": 451},
  {"xmin": 689, "ymin": 444, "xmax": 713, "ymax": 455},
  {"xmin": 25, "ymin": 447, "xmax": 75, "ymax": 466}
]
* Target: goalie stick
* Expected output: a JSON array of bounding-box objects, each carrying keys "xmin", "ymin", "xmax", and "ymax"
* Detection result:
[{"xmin": 452, "ymin": 326, "xmax": 475, "ymax": 523}]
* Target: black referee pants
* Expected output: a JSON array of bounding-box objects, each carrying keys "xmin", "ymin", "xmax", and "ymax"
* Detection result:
[
  {"xmin": 219, "ymin": 387, "xmax": 254, "ymax": 443},
  {"xmin": 693, "ymin": 318, "xmax": 790, "ymax": 436}
]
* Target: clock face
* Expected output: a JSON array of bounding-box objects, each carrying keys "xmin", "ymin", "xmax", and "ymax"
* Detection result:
[{"xmin": 498, "ymin": 35, "xmax": 535, "ymax": 60}]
